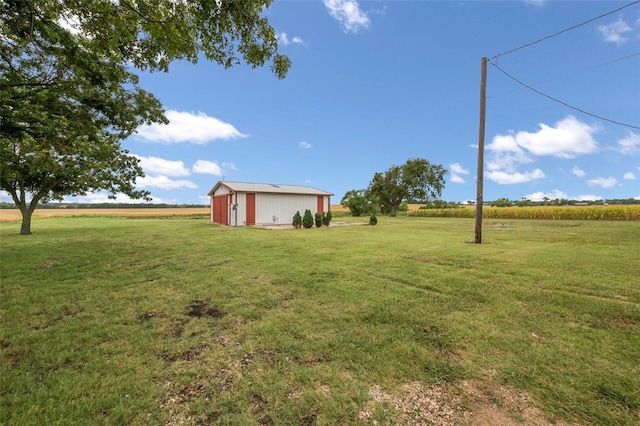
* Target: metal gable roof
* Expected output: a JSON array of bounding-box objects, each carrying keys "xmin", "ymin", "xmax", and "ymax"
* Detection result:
[{"xmin": 207, "ymin": 181, "xmax": 333, "ymax": 196}]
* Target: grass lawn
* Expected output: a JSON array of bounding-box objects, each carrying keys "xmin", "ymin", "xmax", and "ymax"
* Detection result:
[{"xmin": 1, "ymin": 215, "xmax": 639, "ymax": 425}]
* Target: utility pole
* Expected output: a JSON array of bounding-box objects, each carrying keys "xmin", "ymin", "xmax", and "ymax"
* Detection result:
[{"xmin": 475, "ymin": 57, "xmax": 488, "ymax": 244}]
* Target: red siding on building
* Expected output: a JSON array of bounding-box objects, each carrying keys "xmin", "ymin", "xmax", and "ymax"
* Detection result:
[
  {"xmin": 213, "ymin": 195, "xmax": 228, "ymax": 225},
  {"xmin": 317, "ymin": 195, "xmax": 324, "ymax": 214},
  {"xmin": 246, "ymin": 193, "xmax": 256, "ymax": 225}
]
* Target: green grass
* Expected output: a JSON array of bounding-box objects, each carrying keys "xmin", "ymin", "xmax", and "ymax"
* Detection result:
[{"xmin": 1, "ymin": 216, "xmax": 639, "ymax": 425}]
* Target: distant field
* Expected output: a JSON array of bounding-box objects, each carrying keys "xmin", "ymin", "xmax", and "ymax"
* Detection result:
[
  {"xmin": 410, "ymin": 205, "xmax": 640, "ymax": 220},
  {"xmin": 3, "ymin": 204, "xmax": 638, "ymax": 223},
  {"xmin": 0, "ymin": 207, "xmax": 210, "ymax": 222},
  {"xmin": 0, "ymin": 205, "xmax": 414, "ymax": 222},
  {"xmin": 2, "ymin": 206, "xmax": 347, "ymax": 222},
  {"xmin": 1, "ymin": 216, "xmax": 638, "ymax": 425}
]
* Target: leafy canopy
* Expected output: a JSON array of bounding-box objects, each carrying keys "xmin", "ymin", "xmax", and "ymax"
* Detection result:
[
  {"xmin": 0, "ymin": 0, "xmax": 290, "ymax": 234},
  {"xmin": 368, "ymin": 158, "xmax": 447, "ymax": 216}
]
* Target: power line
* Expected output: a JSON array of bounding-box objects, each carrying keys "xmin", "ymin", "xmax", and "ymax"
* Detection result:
[
  {"xmin": 493, "ymin": 51, "xmax": 640, "ymax": 96},
  {"xmin": 492, "ymin": 0, "xmax": 640, "ymax": 60},
  {"xmin": 593, "ymin": 52, "xmax": 640, "ymax": 68},
  {"xmin": 490, "ymin": 61, "xmax": 640, "ymax": 130}
]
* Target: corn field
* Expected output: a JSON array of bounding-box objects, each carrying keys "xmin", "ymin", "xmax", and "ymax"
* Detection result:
[{"xmin": 407, "ymin": 205, "xmax": 640, "ymax": 220}]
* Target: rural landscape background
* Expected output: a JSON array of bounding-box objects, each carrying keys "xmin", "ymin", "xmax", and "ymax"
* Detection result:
[
  {"xmin": 1, "ymin": 209, "xmax": 639, "ymax": 425},
  {"xmin": 2, "ymin": 0, "xmax": 639, "ymax": 424}
]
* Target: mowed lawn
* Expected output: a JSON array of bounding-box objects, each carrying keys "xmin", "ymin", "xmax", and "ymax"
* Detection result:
[{"xmin": 1, "ymin": 215, "xmax": 639, "ymax": 425}]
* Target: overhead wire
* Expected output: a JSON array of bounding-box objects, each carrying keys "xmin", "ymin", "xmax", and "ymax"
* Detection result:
[
  {"xmin": 488, "ymin": 0, "xmax": 640, "ymax": 130},
  {"xmin": 493, "ymin": 51, "xmax": 640, "ymax": 96},
  {"xmin": 593, "ymin": 51, "xmax": 640, "ymax": 67},
  {"xmin": 492, "ymin": 0, "xmax": 640, "ymax": 60},
  {"xmin": 491, "ymin": 61, "xmax": 640, "ymax": 130}
]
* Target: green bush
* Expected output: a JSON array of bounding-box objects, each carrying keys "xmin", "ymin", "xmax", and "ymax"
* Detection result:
[
  {"xmin": 340, "ymin": 189, "xmax": 375, "ymax": 216},
  {"xmin": 302, "ymin": 209, "xmax": 314, "ymax": 228},
  {"xmin": 322, "ymin": 211, "xmax": 332, "ymax": 226},
  {"xmin": 491, "ymin": 198, "xmax": 513, "ymax": 207},
  {"xmin": 420, "ymin": 199, "xmax": 458, "ymax": 209},
  {"xmin": 292, "ymin": 211, "xmax": 302, "ymax": 228},
  {"xmin": 314, "ymin": 212, "xmax": 322, "ymax": 228},
  {"xmin": 369, "ymin": 214, "xmax": 377, "ymax": 225}
]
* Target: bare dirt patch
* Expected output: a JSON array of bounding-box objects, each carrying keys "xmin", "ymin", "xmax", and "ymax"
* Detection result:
[
  {"xmin": 461, "ymin": 380, "xmax": 573, "ymax": 426},
  {"xmin": 359, "ymin": 380, "xmax": 573, "ymax": 426},
  {"xmin": 186, "ymin": 300, "xmax": 225, "ymax": 319}
]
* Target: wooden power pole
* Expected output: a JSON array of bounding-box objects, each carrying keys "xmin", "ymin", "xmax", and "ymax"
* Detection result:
[{"xmin": 475, "ymin": 57, "xmax": 488, "ymax": 244}]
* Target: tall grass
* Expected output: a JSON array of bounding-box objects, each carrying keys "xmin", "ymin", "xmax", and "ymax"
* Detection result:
[{"xmin": 1, "ymin": 216, "xmax": 639, "ymax": 425}]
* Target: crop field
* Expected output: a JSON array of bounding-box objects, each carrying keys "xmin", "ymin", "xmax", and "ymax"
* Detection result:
[
  {"xmin": 1, "ymin": 215, "xmax": 639, "ymax": 425},
  {"xmin": 409, "ymin": 205, "xmax": 640, "ymax": 221},
  {"xmin": 0, "ymin": 207, "xmax": 210, "ymax": 223}
]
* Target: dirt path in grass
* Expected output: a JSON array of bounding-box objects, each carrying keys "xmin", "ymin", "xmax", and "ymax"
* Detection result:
[{"xmin": 359, "ymin": 379, "xmax": 574, "ymax": 426}]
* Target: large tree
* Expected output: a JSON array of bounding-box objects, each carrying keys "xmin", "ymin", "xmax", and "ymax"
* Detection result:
[
  {"xmin": 368, "ymin": 158, "xmax": 447, "ymax": 216},
  {"xmin": 1, "ymin": 0, "xmax": 290, "ymax": 234}
]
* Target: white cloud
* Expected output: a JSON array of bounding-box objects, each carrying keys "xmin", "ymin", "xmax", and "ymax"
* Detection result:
[
  {"xmin": 524, "ymin": 0, "xmax": 547, "ymax": 7},
  {"xmin": 449, "ymin": 163, "xmax": 470, "ymax": 184},
  {"xmin": 62, "ymin": 192, "xmax": 174, "ymax": 204},
  {"xmin": 617, "ymin": 132, "xmax": 640, "ymax": 155},
  {"xmin": 524, "ymin": 190, "xmax": 604, "ymax": 202},
  {"xmin": 485, "ymin": 116, "xmax": 598, "ymax": 185},
  {"xmin": 136, "ymin": 110, "xmax": 246, "ymax": 144},
  {"xmin": 512, "ymin": 116, "xmax": 598, "ymax": 159},
  {"xmin": 0, "ymin": 192, "xmax": 12, "ymax": 203},
  {"xmin": 278, "ymin": 32, "xmax": 306, "ymax": 47},
  {"xmin": 487, "ymin": 133, "xmax": 522, "ymax": 153},
  {"xmin": 486, "ymin": 134, "xmax": 533, "ymax": 173},
  {"xmin": 192, "ymin": 160, "xmax": 223, "ymax": 176},
  {"xmin": 324, "ymin": 0, "xmax": 370, "ymax": 33},
  {"xmin": 598, "ymin": 18, "xmax": 632, "ymax": 44},
  {"xmin": 587, "ymin": 177, "xmax": 617, "ymax": 188},
  {"xmin": 525, "ymin": 189, "xmax": 568, "ymax": 202},
  {"xmin": 279, "ymin": 32, "xmax": 290, "ymax": 45},
  {"xmin": 222, "ymin": 162, "xmax": 238, "ymax": 171},
  {"xmin": 135, "ymin": 155, "xmax": 190, "ymax": 176},
  {"xmin": 486, "ymin": 169, "xmax": 546, "ymax": 184},
  {"xmin": 571, "ymin": 166, "xmax": 586, "ymax": 178},
  {"xmin": 0, "ymin": 190, "xmax": 166, "ymax": 205},
  {"xmin": 623, "ymin": 172, "xmax": 636, "ymax": 180},
  {"xmin": 574, "ymin": 194, "xmax": 602, "ymax": 201},
  {"xmin": 299, "ymin": 141, "xmax": 312, "ymax": 149},
  {"xmin": 57, "ymin": 13, "xmax": 83, "ymax": 36},
  {"xmin": 450, "ymin": 163, "xmax": 470, "ymax": 175},
  {"xmin": 137, "ymin": 175, "xmax": 198, "ymax": 190}
]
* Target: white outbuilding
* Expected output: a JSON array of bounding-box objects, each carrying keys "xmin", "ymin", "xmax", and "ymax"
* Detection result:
[{"xmin": 207, "ymin": 181, "xmax": 333, "ymax": 227}]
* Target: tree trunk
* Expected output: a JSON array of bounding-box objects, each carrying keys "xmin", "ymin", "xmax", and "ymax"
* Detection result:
[
  {"xmin": 389, "ymin": 205, "xmax": 398, "ymax": 217},
  {"xmin": 9, "ymin": 186, "xmax": 44, "ymax": 235},
  {"xmin": 19, "ymin": 207, "xmax": 33, "ymax": 235}
]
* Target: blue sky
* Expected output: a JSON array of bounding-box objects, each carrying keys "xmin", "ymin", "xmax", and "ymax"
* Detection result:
[{"xmin": 20, "ymin": 1, "xmax": 640, "ymax": 204}]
